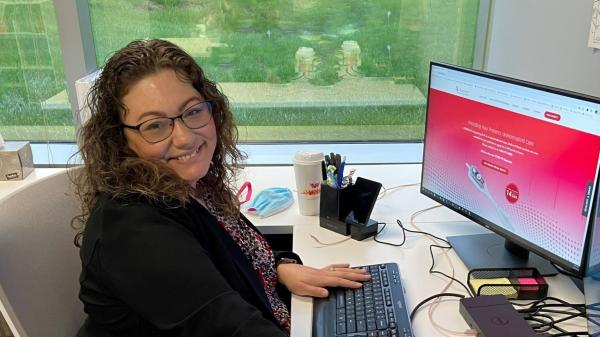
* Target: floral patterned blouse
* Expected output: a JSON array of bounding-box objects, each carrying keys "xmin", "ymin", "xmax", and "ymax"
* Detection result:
[{"xmin": 196, "ymin": 189, "xmax": 291, "ymax": 334}]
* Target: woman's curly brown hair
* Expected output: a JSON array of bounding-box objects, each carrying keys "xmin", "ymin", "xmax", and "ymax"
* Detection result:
[{"xmin": 70, "ymin": 39, "xmax": 245, "ymax": 246}]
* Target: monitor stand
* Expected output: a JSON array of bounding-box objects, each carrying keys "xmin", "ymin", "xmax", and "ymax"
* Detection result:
[{"xmin": 447, "ymin": 233, "xmax": 558, "ymax": 276}]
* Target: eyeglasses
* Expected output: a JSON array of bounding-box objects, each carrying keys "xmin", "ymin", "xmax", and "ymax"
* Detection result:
[{"xmin": 122, "ymin": 101, "xmax": 213, "ymax": 143}]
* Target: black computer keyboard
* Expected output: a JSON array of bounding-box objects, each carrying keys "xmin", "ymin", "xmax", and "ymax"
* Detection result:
[{"xmin": 312, "ymin": 262, "xmax": 413, "ymax": 337}]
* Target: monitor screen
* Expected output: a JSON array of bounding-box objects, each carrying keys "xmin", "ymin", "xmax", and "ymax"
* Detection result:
[{"xmin": 420, "ymin": 62, "xmax": 600, "ymax": 275}]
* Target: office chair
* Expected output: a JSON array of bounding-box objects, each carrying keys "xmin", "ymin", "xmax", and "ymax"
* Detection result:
[{"xmin": 0, "ymin": 170, "xmax": 85, "ymax": 337}]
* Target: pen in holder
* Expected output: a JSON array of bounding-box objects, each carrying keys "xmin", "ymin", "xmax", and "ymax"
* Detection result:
[{"xmin": 319, "ymin": 182, "xmax": 355, "ymax": 235}]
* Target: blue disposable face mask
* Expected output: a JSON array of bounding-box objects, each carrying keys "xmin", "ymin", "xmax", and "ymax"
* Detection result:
[{"xmin": 246, "ymin": 187, "xmax": 294, "ymax": 218}]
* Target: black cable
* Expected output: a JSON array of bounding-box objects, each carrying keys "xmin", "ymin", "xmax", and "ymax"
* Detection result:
[
  {"xmin": 409, "ymin": 293, "xmax": 465, "ymax": 322},
  {"xmin": 397, "ymin": 219, "xmax": 451, "ymax": 245},
  {"xmin": 374, "ymin": 218, "xmax": 475, "ymax": 321},
  {"xmin": 374, "ymin": 219, "xmax": 474, "ymax": 297},
  {"xmin": 549, "ymin": 332, "xmax": 589, "ymax": 336},
  {"xmin": 373, "ymin": 222, "xmax": 406, "ymax": 247},
  {"xmin": 380, "ymin": 215, "xmax": 586, "ymax": 335},
  {"xmin": 526, "ymin": 313, "xmax": 556, "ymax": 329},
  {"xmin": 519, "ymin": 305, "xmax": 585, "ymax": 315},
  {"xmin": 426, "ymin": 243, "xmax": 474, "ymax": 297},
  {"xmin": 550, "ymin": 261, "xmax": 583, "ymax": 279},
  {"xmin": 515, "ymin": 297, "xmax": 587, "ymax": 335},
  {"xmin": 530, "ymin": 311, "xmax": 585, "ymax": 329},
  {"xmin": 513, "ymin": 297, "xmax": 585, "ymax": 310},
  {"xmin": 524, "ymin": 315, "xmax": 555, "ymax": 333},
  {"xmin": 546, "ymin": 323, "xmax": 568, "ymax": 334},
  {"xmin": 536, "ymin": 309, "xmax": 586, "ymax": 317},
  {"xmin": 404, "ymin": 219, "xmax": 474, "ymax": 297},
  {"xmin": 532, "ymin": 315, "xmax": 568, "ymax": 334}
]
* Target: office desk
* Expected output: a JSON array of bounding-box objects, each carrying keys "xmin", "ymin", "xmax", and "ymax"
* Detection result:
[
  {"xmin": 268, "ymin": 164, "xmax": 586, "ymax": 337},
  {"xmin": 0, "ymin": 165, "xmax": 587, "ymax": 336}
]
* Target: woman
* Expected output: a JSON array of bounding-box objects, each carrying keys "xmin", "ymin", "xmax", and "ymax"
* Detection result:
[{"xmin": 72, "ymin": 39, "xmax": 369, "ymax": 336}]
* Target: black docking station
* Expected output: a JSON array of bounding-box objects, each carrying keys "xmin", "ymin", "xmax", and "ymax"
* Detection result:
[{"xmin": 459, "ymin": 295, "xmax": 538, "ymax": 337}]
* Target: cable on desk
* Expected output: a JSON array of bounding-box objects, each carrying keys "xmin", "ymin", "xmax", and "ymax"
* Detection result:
[
  {"xmin": 373, "ymin": 219, "xmax": 472, "ymax": 296},
  {"xmin": 392, "ymin": 218, "xmax": 474, "ymax": 297},
  {"xmin": 410, "ymin": 205, "xmax": 477, "ymax": 336},
  {"xmin": 524, "ymin": 313, "xmax": 559, "ymax": 332},
  {"xmin": 512, "ymin": 297, "xmax": 585, "ymax": 311},
  {"xmin": 409, "ymin": 293, "xmax": 465, "ymax": 321},
  {"xmin": 513, "ymin": 297, "xmax": 587, "ymax": 335},
  {"xmin": 377, "ymin": 182, "xmax": 420, "ymax": 200},
  {"xmin": 548, "ymin": 332, "xmax": 590, "ymax": 336},
  {"xmin": 403, "ymin": 206, "xmax": 589, "ymax": 337},
  {"xmin": 374, "ymin": 216, "xmax": 475, "ymax": 336},
  {"xmin": 309, "ymin": 234, "xmax": 352, "ymax": 248},
  {"xmin": 530, "ymin": 311, "xmax": 586, "ymax": 329},
  {"xmin": 373, "ymin": 222, "xmax": 405, "ymax": 247}
]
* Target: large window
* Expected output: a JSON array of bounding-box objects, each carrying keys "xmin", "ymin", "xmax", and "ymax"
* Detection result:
[
  {"xmin": 0, "ymin": 0, "xmax": 73, "ymax": 141},
  {"xmin": 89, "ymin": 0, "xmax": 481, "ymax": 142}
]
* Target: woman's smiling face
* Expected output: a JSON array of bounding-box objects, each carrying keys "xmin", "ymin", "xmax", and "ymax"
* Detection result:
[{"xmin": 121, "ymin": 69, "xmax": 217, "ymax": 186}]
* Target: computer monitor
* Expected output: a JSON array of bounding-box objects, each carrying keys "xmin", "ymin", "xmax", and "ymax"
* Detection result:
[{"xmin": 420, "ymin": 62, "xmax": 600, "ymax": 276}]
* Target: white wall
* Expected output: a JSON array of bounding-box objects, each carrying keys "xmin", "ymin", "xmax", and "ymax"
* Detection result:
[{"xmin": 485, "ymin": 0, "xmax": 600, "ymax": 97}]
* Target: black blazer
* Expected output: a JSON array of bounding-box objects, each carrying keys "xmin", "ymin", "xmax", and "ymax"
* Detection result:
[{"xmin": 76, "ymin": 193, "xmax": 292, "ymax": 337}]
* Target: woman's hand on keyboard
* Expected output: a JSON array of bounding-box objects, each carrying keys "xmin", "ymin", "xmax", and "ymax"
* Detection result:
[{"xmin": 277, "ymin": 263, "xmax": 371, "ymax": 298}]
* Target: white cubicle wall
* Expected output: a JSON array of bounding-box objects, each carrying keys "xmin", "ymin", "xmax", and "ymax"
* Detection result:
[
  {"xmin": 0, "ymin": 170, "xmax": 84, "ymax": 337},
  {"xmin": 486, "ymin": 0, "xmax": 600, "ymax": 97}
]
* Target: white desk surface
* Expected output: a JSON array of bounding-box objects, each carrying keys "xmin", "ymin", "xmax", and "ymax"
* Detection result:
[
  {"xmin": 0, "ymin": 165, "xmax": 587, "ymax": 336},
  {"xmin": 238, "ymin": 164, "xmax": 586, "ymax": 336},
  {"xmin": 279, "ymin": 164, "xmax": 586, "ymax": 337},
  {"xmin": 0, "ymin": 168, "xmax": 65, "ymax": 202}
]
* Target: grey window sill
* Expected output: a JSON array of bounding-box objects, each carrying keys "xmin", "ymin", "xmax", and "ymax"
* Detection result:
[{"xmin": 31, "ymin": 142, "xmax": 424, "ymax": 167}]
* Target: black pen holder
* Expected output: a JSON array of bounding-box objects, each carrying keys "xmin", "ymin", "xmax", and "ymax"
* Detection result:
[{"xmin": 319, "ymin": 182, "xmax": 355, "ymax": 235}]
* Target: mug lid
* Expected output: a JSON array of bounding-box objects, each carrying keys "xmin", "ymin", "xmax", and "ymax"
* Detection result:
[{"xmin": 293, "ymin": 151, "xmax": 324, "ymax": 163}]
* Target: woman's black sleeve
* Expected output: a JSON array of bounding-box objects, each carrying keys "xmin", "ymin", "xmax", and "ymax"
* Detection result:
[{"xmin": 98, "ymin": 202, "xmax": 287, "ymax": 337}]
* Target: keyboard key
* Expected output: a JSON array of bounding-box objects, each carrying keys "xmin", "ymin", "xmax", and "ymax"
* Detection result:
[
  {"xmin": 337, "ymin": 322, "xmax": 347, "ymax": 334},
  {"xmin": 347, "ymin": 318, "xmax": 356, "ymax": 333},
  {"xmin": 377, "ymin": 317, "xmax": 387, "ymax": 330},
  {"xmin": 357, "ymin": 319, "xmax": 366, "ymax": 331},
  {"xmin": 367, "ymin": 320, "xmax": 377, "ymax": 331},
  {"xmin": 337, "ymin": 291, "xmax": 345, "ymax": 308}
]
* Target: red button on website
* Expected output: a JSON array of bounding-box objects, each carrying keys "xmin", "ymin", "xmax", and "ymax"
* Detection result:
[
  {"xmin": 505, "ymin": 183, "xmax": 519, "ymax": 204},
  {"xmin": 544, "ymin": 111, "xmax": 561, "ymax": 121}
]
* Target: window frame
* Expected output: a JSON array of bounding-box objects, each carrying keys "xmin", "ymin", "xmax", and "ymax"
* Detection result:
[{"xmin": 27, "ymin": 0, "xmax": 492, "ymax": 166}]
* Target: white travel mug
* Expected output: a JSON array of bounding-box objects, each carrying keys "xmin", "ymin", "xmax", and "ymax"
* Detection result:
[{"xmin": 292, "ymin": 151, "xmax": 324, "ymax": 216}]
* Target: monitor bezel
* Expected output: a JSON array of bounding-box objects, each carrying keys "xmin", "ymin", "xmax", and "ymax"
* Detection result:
[
  {"xmin": 585, "ymin": 171, "xmax": 600, "ymax": 277},
  {"xmin": 420, "ymin": 61, "xmax": 600, "ymax": 276}
]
